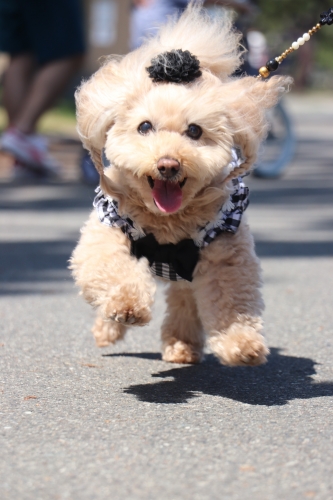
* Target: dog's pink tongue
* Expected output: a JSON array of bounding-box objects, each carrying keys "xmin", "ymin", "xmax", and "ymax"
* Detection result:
[{"xmin": 152, "ymin": 180, "xmax": 183, "ymax": 213}]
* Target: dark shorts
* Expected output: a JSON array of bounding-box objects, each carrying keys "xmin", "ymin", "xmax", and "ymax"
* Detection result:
[{"xmin": 0, "ymin": 0, "xmax": 86, "ymax": 65}]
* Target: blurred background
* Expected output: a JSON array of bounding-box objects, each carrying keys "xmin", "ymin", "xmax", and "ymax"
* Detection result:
[
  {"xmin": 1, "ymin": 4, "xmax": 333, "ymax": 496},
  {"xmin": 0, "ymin": 0, "xmax": 332, "ymax": 182}
]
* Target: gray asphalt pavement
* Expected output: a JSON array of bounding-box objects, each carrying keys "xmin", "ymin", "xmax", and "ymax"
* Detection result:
[{"xmin": 0, "ymin": 94, "xmax": 333, "ymax": 500}]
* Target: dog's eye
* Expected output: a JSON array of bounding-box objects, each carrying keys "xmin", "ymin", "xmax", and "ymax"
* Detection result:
[
  {"xmin": 138, "ymin": 121, "xmax": 153, "ymax": 135},
  {"xmin": 186, "ymin": 124, "xmax": 202, "ymax": 140}
]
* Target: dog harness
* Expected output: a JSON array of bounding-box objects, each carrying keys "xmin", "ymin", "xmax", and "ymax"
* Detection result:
[{"xmin": 93, "ymin": 150, "xmax": 249, "ymax": 282}]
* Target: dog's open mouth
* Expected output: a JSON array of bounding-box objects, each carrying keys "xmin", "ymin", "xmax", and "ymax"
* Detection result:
[{"xmin": 147, "ymin": 176, "xmax": 187, "ymax": 213}]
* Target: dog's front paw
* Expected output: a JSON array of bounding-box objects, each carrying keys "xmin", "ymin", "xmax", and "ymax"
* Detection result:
[
  {"xmin": 102, "ymin": 283, "xmax": 153, "ymax": 326},
  {"xmin": 162, "ymin": 339, "xmax": 202, "ymax": 364},
  {"xmin": 210, "ymin": 322, "xmax": 269, "ymax": 367}
]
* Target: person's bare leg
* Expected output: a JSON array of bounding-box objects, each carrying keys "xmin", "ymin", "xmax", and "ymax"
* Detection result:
[
  {"xmin": 2, "ymin": 53, "xmax": 35, "ymax": 126},
  {"xmin": 13, "ymin": 54, "xmax": 84, "ymax": 134}
]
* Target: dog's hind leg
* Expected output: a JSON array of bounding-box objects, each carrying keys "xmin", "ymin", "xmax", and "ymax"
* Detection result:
[
  {"xmin": 192, "ymin": 225, "xmax": 269, "ymax": 367},
  {"xmin": 161, "ymin": 281, "xmax": 204, "ymax": 364},
  {"xmin": 92, "ymin": 314, "xmax": 127, "ymax": 347}
]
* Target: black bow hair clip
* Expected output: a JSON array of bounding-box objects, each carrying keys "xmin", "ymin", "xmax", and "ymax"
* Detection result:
[
  {"xmin": 258, "ymin": 7, "xmax": 333, "ymax": 79},
  {"xmin": 146, "ymin": 49, "xmax": 202, "ymax": 84}
]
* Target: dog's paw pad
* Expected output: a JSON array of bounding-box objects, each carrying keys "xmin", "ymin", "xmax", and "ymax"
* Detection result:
[
  {"xmin": 110, "ymin": 310, "xmax": 135, "ymax": 325},
  {"xmin": 109, "ymin": 307, "xmax": 151, "ymax": 326},
  {"xmin": 162, "ymin": 340, "xmax": 202, "ymax": 364},
  {"xmin": 103, "ymin": 283, "xmax": 154, "ymax": 327}
]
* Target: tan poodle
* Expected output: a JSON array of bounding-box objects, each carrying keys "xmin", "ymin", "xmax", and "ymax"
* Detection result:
[{"xmin": 70, "ymin": 3, "xmax": 291, "ymax": 365}]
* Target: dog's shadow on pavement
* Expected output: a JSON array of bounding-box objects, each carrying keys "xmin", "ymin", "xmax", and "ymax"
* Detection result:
[{"xmin": 107, "ymin": 348, "xmax": 333, "ymax": 406}]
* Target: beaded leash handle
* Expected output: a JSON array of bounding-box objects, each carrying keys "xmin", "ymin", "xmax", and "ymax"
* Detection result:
[{"xmin": 258, "ymin": 7, "xmax": 333, "ymax": 79}]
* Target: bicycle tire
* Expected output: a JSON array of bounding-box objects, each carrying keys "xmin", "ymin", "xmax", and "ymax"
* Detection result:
[{"xmin": 253, "ymin": 101, "xmax": 296, "ymax": 179}]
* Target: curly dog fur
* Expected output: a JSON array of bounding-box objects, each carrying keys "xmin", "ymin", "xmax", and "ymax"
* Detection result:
[{"xmin": 70, "ymin": 2, "xmax": 292, "ymax": 365}]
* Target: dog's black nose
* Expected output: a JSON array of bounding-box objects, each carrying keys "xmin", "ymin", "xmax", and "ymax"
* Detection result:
[{"xmin": 157, "ymin": 157, "xmax": 180, "ymax": 179}]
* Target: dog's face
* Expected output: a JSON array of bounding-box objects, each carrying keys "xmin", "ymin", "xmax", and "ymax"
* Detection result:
[
  {"xmin": 76, "ymin": 5, "xmax": 291, "ymax": 217},
  {"xmin": 104, "ymin": 77, "xmax": 235, "ymax": 214}
]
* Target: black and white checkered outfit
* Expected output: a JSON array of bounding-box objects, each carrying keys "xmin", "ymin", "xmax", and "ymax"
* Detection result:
[
  {"xmin": 93, "ymin": 149, "xmax": 249, "ymax": 281},
  {"xmin": 151, "ymin": 261, "xmax": 180, "ymax": 281}
]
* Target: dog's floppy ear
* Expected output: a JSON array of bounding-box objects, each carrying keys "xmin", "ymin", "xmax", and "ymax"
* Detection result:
[
  {"xmin": 224, "ymin": 75, "xmax": 293, "ymax": 179},
  {"xmin": 75, "ymin": 59, "xmax": 125, "ymax": 197}
]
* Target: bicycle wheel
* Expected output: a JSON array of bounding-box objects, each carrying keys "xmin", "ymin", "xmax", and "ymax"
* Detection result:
[{"xmin": 253, "ymin": 101, "xmax": 296, "ymax": 179}]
